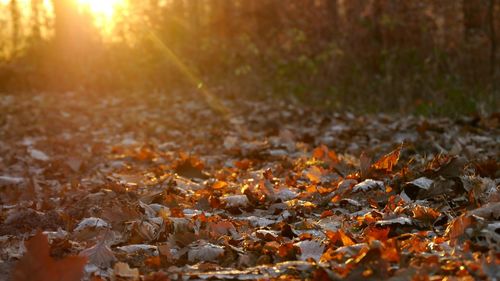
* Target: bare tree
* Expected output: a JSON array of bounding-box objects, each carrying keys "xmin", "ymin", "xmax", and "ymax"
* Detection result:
[
  {"xmin": 488, "ymin": 0, "xmax": 497, "ymax": 86},
  {"xmin": 9, "ymin": 0, "xmax": 20, "ymax": 55}
]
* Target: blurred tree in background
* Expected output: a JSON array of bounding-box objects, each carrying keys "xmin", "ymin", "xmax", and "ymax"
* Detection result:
[{"xmin": 0, "ymin": 0, "xmax": 498, "ymax": 114}]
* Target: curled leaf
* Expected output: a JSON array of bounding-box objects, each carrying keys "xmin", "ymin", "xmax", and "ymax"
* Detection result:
[{"xmin": 371, "ymin": 144, "xmax": 402, "ymax": 173}]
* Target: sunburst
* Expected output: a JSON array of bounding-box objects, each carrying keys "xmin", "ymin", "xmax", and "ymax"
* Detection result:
[{"xmin": 77, "ymin": 0, "xmax": 121, "ymax": 18}]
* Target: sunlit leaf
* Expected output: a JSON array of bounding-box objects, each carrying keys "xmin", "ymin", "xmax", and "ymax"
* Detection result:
[
  {"xmin": 445, "ymin": 214, "xmax": 472, "ymax": 241},
  {"xmin": 339, "ymin": 229, "xmax": 355, "ymax": 246},
  {"xmin": 114, "ymin": 262, "xmax": 139, "ymax": 280},
  {"xmin": 371, "ymin": 144, "xmax": 402, "ymax": 173},
  {"xmin": 412, "ymin": 205, "xmax": 440, "ymax": 222},
  {"xmin": 363, "ymin": 227, "xmax": 390, "ymax": 243}
]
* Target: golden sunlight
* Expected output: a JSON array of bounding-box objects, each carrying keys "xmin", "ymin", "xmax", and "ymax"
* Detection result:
[
  {"xmin": 77, "ymin": 0, "xmax": 121, "ymax": 18},
  {"xmin": 76, "ymin": 0, "xmax": 126, "ymax": 36}
]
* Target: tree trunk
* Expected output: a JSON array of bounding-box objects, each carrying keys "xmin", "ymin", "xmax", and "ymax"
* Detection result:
[
  {"xmin": 463, "ymin": 0, "xmax": 483, "ymax": 42},
  {"xmin": 488, "ymin": 0, "xmax": 497, "ymax": 86},
  {"xmin": 30, "ymin": 0, "xmax": 42, "ymax": 41},
  {"xmin": 9, "ymin": 0, "xmax": 20, "ymax": 55},
  {"xmin": 325, "ymin": 0, "xmax": 339, "ymax": 39}
]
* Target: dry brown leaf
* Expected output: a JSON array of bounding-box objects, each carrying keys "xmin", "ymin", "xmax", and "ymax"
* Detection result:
[
  {"xmin": 339, "ymin": 229, "xmax": 356, "ymax": 246},
  {"xmin": 371, "ymin": 144, "xmax": 402, "ymax": 173},
  {"xmin": 445, "ymin": 214, "xmax": 472, "ymax": 241},
  {"xmin": 12, "ymin": 231, "xmax": 87, "ymax": 281},
  {"xmin": 80, "ymin": 240, "xmax": 116, "ymax": 268},
  {"xmin": 114, "ymin": 262, "xmax": 139, "ymax": 280}
]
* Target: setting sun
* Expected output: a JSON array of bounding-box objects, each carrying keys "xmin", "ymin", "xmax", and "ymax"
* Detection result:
[
  {"xmin": 77, "ymin": 0, "xmax": 121, "ymax": 18},
  {"xmin": 75, "ymin": 0, "xmax": 125, "ymax": 35}
]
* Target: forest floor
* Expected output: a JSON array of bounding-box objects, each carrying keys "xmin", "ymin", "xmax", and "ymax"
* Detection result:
[{"xmin": 0, "ymin": 91, "xmax": 499, "ymax": 281}]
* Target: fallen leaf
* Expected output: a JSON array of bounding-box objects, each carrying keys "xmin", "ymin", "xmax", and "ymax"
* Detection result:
[
  {"xmin": 352, "ymin": 179, "xmax": 384, "ymax": 193},
  {"xmin": 295, "ymin": 240, "xmax": 325, "ymax": 261},
  {"xmin": 114, "ymin": 262, "xmax": 139, "ymax": 280},
  {"xmin": 12, "ymin": 231, "xmax": 87, "ymax": 281},
  {"xmin": 363, "ymin": 227, "xmax": 390, "ymax": 243},
  {"xmin": 174, "ymin": 159, "xmax": 207, "ymax": 179},
  {"xmin": 371, "ymin": 144, "xmax": 402, "ymax": 173},
  {"xmin": 187, "ymin": 241, "xmax": 225, "ymax": 262},
  {"xmin": 305, "ymin": 166, "xmax": 323, "ymax": 184},
  {"xmin": 29, "ymin": 148, "xmax": 50, "ymax": 161},
  {"xmin": 445, "ymin": 214, "xmax": 472, "ymax": 240},
  {"xmin": 412, "ymin": 205, "xmax": 440, "ymax": 223},
  {"xmin": 339, "ymin": 229, "xmax": 356, "ymax": 246},
  {"xmin": 0, "ymin": 175, "xmax": 24, "ymax": 185},
  {"xmin": 80, "ymin": 240, "xmax": 116, "ymax": 268}
]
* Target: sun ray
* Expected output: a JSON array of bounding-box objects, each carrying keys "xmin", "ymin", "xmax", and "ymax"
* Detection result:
[{"xmin": 147, "ymin": 30, "xmax": 231, "ymax": 119}]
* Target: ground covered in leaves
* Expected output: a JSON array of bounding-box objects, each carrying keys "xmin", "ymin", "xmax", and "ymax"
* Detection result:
[{"xmin": 0, "ymin": 92, "xmax": 499, "ymax": 281}]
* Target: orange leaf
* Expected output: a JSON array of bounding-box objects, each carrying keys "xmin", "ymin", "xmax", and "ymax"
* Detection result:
[
  {"xmin": 312, "ymin": 145, "xmax": 326, "ymax": 159},
  {"xmin": 339, "ymin": 229, "xmax": 355, "ymax": 246},
  {"xmin": 12, "ymin": 231, "xmax": 87, "ymax": 281},
  {"xmin": 278, "ymin": 243, "xmax": 296, "ymax": 258},
  {"xmin": 412, "ymin": 205, "xmax": 441, "ymax": 222},
  {"xmin": 446, "ymin": 214, "xmax": 472, "ymax": 241},
  {"xmin": 327, "ymin": 150, "xmax": 339, "ymax": 163},
  {"xmin": 145, "ymin": 256, "xmax": 161, "ymax": 267},
  {"xmin": 212, "ymin": 181, "xmax": 228, "ymax": 189},
  {"xmin": 364, "ymin": 227, "xmax": 390, "ymax": 242},
  {"xmin": 313, "ymin": 145, "xmax": 339, "ymax": 164},
  {"xmin": 235, "ymin": 159, "xmax": 251, "ymax": 170},
  {"xmin": 305, "ymin": 166, "xmax": 322, "ymax": 184},
  {"xmin": 372, "ymin": 144, "xmax": 402, "ymax": 173},
  {"xmin": 170, "ymin": 207, "xmax": 185, "ymax": 218},
  {"xmin": 401, "ymin": 235, "xmax": 428, "ymax": 253},
  {"xmin": 320, "ymin": 210, "xmax": 334, "ymax": 218},
  {"xmin": 381, "ymin": 239, "xmax": 400, "ymax": 263},
  {"xmin": 325, "ymin": 230, "xmax": 340, "ymax": 245}
]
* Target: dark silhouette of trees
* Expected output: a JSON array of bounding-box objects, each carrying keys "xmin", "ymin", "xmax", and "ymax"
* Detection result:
[{"xmin": 0, "ymin": 0, "xmax": 498, "ymax": 113}]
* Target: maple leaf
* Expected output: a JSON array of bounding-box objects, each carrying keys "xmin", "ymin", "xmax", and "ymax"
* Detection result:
[
  {"xmin": 12, "ymin": 231, "xmax": 87, "ymax": 281},
  {"xmin": 371, "ymin": 144, "xmax": 402, "ymax": 173}
]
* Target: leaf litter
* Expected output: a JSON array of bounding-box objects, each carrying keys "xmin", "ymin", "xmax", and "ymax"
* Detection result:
[{"xmin": 0, "ymin": 92, "xmax": 499, "ymax": 280}]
